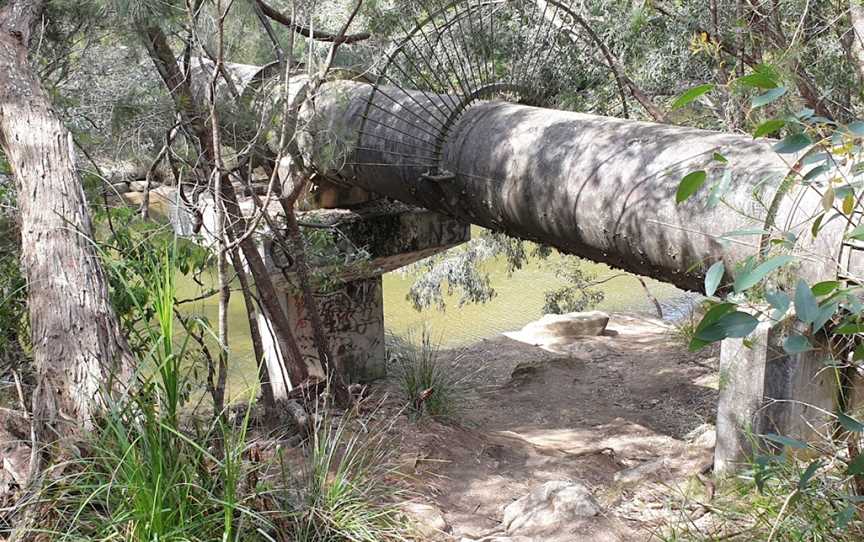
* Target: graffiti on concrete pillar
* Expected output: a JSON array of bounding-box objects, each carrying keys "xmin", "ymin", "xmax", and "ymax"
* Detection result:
[{"xmin": 289, "ymin": 276, "xmax": 386, "ymax": 382}]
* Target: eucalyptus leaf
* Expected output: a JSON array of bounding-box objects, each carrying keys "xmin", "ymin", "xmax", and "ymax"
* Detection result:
[
  {"xmin": 839, "ymin": 412, "xmax": 864, "ymax": 433},
  {"xmin": 795, "ymin": 279, "xmax": 820, "ymax": 325},
  {"xmin": 753, "ymin": 119, "xmax": 785, "ymax": 138},
  {"xmin": 783, "ymin": 334, "xmax": 812, "ymax": 354},
  {"xmin": 672, "ymin": 84, "xmax": 714, "ymax": 109},
  {"xmin": 811, "ymin": 281, "xmax": 839, "ymax": 296},
  {"xmin": 704, "ymin": 261, "xmax": 724, "ymax": 297},
  {"xmin": 773, "ymin": 133, "xmax": 812, "ymax": 154},
  {"xmin": 848, "ymin": 121, "xmax": 864, "ymax": 136},
  {"xmin": 733, "ymin": 255, "xmax": 795, "ymax": 292},
  {"xmin": 752, "ymin": 86, "xmax": 786, "ymax": 108},
  {"xmin": 766, "ymin": 290, "xmax": 790, "ymax": 320},
  {"xmin": 676, "ymin": 170, "xmax": 707, "ymax": 203},
  {"xmin": 695, "ymin": 311, "xmax": 758, "ymax": 341}
]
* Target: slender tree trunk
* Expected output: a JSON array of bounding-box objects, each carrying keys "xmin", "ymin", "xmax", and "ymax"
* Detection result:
[
  {"xmin": 0, "ymin": 0, "xmax": 134, "ymax": 441},
  {"xmin": 850, "ymin": 1, "xmax": 864, "ymax": 91},
  {"xmin": 141, "ymin": 23, "xmax": 310, "ymax": 387}
]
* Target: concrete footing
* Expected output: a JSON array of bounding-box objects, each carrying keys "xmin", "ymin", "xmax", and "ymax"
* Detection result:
[{"xmin": 714, "ymin": 322, "xmax": 838, "ymax": 473}]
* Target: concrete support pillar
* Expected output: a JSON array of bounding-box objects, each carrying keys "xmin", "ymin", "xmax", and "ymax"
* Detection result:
[
  {"xmin": 256, "ymin": 275, "xmax": 386, "ymax": 399},
  {"xmin": 715, "ymin": 322, "xmax": 838, "ymax": 473}
]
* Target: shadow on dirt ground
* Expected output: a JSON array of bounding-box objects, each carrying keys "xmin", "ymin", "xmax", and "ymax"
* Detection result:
[{"xmin": 388, "ymin": 313, "xmax": 719, "ymax": 541}]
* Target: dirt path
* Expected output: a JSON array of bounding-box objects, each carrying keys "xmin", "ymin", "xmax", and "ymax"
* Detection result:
[{"xmin": 390, "ymin": 313, "xmax": 719, "ymax": 541}]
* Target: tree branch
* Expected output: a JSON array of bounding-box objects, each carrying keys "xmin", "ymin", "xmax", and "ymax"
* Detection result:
[{"xmin": 255, "ymin": 0, "xmax": 370, "ymax": 44}]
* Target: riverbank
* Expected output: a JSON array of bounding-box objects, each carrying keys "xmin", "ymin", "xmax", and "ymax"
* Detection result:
[{"xmin": 385, "ymin": 312, "xmax": 719, "ymax": 541}]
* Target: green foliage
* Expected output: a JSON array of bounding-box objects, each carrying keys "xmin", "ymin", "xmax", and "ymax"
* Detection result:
[
  {"xmin": 291, "ymin": 408, "xmax": 407, "ymax": 542},
  {"xmin": 386, "ymin": 329, "xmax": 465, "ymax": 421},
  {"xmin": 542, "ymin": 256, "xmax": 605, "ymax": 314},
  {"xmin": 674, "ymin": 70, "xmax": 864, "ymax": 536},
  {"xmin": 93, "ymin": 205, "xmax": 210, "ymax": 353},
  {"xmin": 32, "ymin": 251, "xmax": 268, "ymax": 541}
]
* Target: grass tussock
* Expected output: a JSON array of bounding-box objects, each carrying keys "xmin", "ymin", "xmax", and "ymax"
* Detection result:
[
  {"xmin": 289, "ymin": 406, "xmax": 407, "ymax": 542},
  {"xmin": 7, "ymin": 246, "xmax": 410, "ymax": 542},
  {"xmin": 386, "ymin": 329, "xmax": 466, "ymax": 421}
]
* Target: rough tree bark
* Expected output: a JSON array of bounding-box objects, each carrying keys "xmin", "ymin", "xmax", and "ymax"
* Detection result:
[{"xmin": 0, "ymin": 0, "xmax": 134, "ymax": 440}]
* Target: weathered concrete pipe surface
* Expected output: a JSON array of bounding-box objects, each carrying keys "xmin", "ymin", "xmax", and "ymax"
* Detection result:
[{"xmin": 301, "ymin": 80, "xmax": 844, "ymax": 291}]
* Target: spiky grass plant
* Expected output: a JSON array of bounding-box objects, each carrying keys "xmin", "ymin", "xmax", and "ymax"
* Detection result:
[
  {"xmin": 289, "ymin": 405, "xmax": 408, "ymax": 542},
  {"xmin": 386, "ymin": 329, "xmax": 466, "ymax": 421},
  {"xmin": 17, "ymin": 246, "xmax": 271, "ymax": 541}
]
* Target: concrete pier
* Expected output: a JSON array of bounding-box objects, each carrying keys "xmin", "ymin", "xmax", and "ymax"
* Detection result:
[{"xmin": 715, "ymin": 323, "xmax": 838, "ymax": 473}]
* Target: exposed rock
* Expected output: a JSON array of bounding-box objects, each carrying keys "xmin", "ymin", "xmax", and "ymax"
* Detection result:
[
  {"xmin": 502, "ymin": 480, "xmax": 600, "ymax": 537},
  {"xmin": 399, "ymin": 501, "xmax": 449, "ymax": 539},
  {"xmin": 504, "ymin": 311, "xmax": 610, "ymax": 346},
  {"xmin": 129, "ymin": 180, "xmax": 161, "ymax": 192},
  {"xmin": 614, "ymin": 458, "xmax": 670, "ymax": 485},
  {"xmin": 687, "ymin": 423, "xmax": 717, "ymax": 450}
]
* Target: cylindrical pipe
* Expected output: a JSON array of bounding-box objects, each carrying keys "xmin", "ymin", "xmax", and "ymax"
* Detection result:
[{"xmin": 303, "ymin": 80, "xmax": 845, "ymax": 292}]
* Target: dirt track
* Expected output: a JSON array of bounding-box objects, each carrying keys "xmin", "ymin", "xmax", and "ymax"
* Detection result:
[{"xmin": 390, "ymin": 313, "xmax": 720, "ymax": 541}]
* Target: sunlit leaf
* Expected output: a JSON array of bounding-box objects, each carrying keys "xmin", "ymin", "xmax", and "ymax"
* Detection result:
[
  {"xmin": 736, "ymin": 64, "xmax": 780, "ymax": 89},
  {"xmin": 733, "ymin": 255, "xmax": 795, "ymax": 292},
  {"xmin": 672, "ymin": 84, "xmax": 714, "ymax": 109},
  {"xmin": 848, "ymin": 224, "xmax": 864, "ymax": 241},
  {"xmin": 844, "ymin": 193, "xmax": 855, "ymax": 215},
  {"xmin": 712, "ymin": 152, "xmax": 728, "ymax": 163},
  {"xmin": 676, "ymin": 170, "xmax": 707, "ymax": 203},
  {"xmin": 822, "ymin": 185, "xmax": 836, "ymax": 211},
  {"xmin": 835, "ymin": 322, "xmax": 864, "ymax": 334},
  {"xmin": 704, "ymin": 261, "xmax": 724, "ymax": 297},
  {"xmin": 811, "ymin": 281, "xmax": 840, "ymax": 296}
]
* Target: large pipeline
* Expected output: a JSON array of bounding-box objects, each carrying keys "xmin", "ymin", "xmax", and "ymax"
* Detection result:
[{"xmin": 300, "ymin": 80, "xmax": 847, "ymax": 292}]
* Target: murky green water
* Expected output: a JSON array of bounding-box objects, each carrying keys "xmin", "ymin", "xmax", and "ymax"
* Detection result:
[{"xmin": 175, "ymin": 244, "xmax": 689, "ymax": 396}]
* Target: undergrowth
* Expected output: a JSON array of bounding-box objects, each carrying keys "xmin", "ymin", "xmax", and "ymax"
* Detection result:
[
  {"xmin": 386, "ymin": 329, "xmax": 466, "ymax": 421},
  {"xmin": 7, "ymin": 243, "xmax": 409, "ymax": 542}
]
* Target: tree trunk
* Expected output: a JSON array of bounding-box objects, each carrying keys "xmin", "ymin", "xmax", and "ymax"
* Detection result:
[
  {"xmin": 0, "ymin": 0, "xmax": 134, "ymax": 440},
  {"xmin": 850, "ymin": 1, "xmax": 864, "ymax": 90}
]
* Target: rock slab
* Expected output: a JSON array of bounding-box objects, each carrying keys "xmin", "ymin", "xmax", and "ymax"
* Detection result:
[
  {"xmin": 505, "ymin": 312, "xmax": 610, "ymax": 346},
  {"xmin": 502, "ymin": 480, "xmax": 600, "ymax": 537}
]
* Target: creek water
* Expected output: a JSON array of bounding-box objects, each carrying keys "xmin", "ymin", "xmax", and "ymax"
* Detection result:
[{"xmin": 175, "ymin": 244, "xmax": 694, "ymax": 398}]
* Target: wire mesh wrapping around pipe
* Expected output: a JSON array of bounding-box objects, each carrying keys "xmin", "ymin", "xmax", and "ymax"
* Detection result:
[{"xmin": 300, "ymin": 80, "xmax": 847, "ymax": 292}]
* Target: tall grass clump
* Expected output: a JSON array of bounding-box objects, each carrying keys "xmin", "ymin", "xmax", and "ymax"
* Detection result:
[
  {"xmin": 386, "ymin": 329, "xmax": 465, "ymax": 421},
  {"xmin": 23, "ymin": 246, "xmax": 270, "ymax": 541},
  {"xmin": 288, "ymin": 406, "xmax": 407, "ymax": 542}
]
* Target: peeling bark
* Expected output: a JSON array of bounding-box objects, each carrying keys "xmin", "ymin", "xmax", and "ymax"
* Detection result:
[{"xmin": 0, "ymin": 0, "xmax": 134, "ymax": 440}]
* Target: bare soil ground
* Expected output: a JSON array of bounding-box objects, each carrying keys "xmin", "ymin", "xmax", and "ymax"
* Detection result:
[{"xmin": 386, "ymin": 313, "xmax": 720, "ymax": 541}]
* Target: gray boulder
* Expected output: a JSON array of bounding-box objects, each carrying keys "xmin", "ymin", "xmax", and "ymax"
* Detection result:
[{"xmin": 503, "ymin": 480, "xmax": 600, "ymax": 537}]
